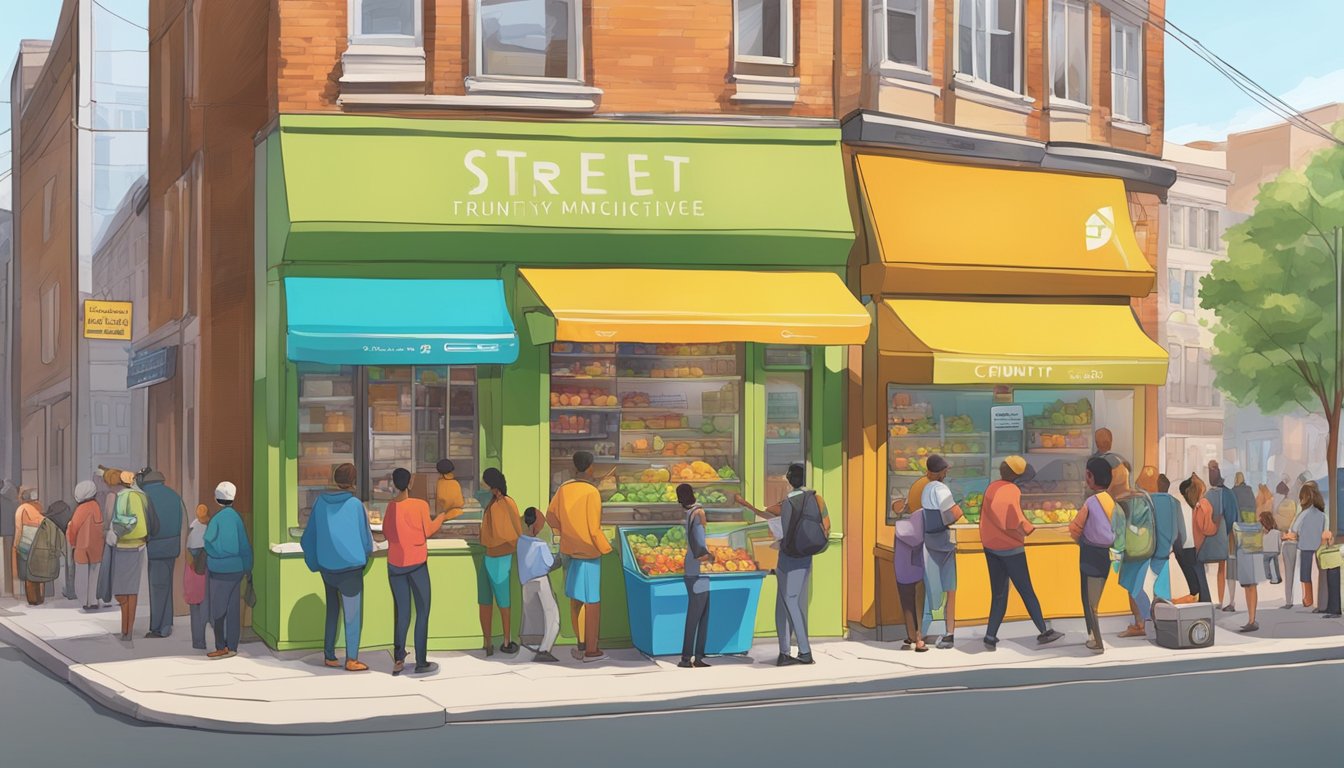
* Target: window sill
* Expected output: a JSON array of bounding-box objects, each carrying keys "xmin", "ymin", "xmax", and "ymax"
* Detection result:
[
  {"xmin": 950, "ymin": 73, "xmax": 1035, "ymax": 114},
  {"xmin": 340, "ymin": 44, "xmax": 426, "ymax": 85},
  {"xmin": 1111, "ymin": 117, "xmax": 1152, "ymax": 135},
  {"xmin": 464, "ymin": 76, "xmax": 603, "ymax": 99},
  {"xmin": 1047, "ymin": 98, "xmax": 1092, "ymax": 115},
  {"xmin": 730, "ymin": 74, "xmax": 801, "ymax": 105},
  {"xmin": 339, "ymin": 92, "xmax": 599, "ymax": 113},
  {"xmin": 876, "ymin": 63, "xmax": 941, "ymax": 96}
]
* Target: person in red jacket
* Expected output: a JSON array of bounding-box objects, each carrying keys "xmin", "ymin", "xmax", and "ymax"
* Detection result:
[
  {"xmin": 67, "ymin": 481, "xmax": 105, "ymax": 611},
  {"xmin": 980, "ymin": 457, "xmax": 1064, "ymax": 650}
]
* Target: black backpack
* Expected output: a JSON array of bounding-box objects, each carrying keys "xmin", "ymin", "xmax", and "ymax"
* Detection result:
[{"xmin": 783, "ymin": 491, "xmax": 828, "ymax": 558}]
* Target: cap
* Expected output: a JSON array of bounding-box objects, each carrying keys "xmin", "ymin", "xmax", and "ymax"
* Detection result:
[
  {"xmin": 74, "ymin": 481, "xmax": 98, "ymax": 503},
  {"xmin": 215, "ymin": 481, "xmax": 237, "ymax": 502},
  {"xmin": 1004, "ymin": 455, "xmax": 1027, "ymax": 476}
]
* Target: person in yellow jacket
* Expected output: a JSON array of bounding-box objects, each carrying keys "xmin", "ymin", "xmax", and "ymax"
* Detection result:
[
  {"xmin": 478, "ymin": 467, "xmax": 522, "ymax": 656},
  {"xmin": 108, "ymin": 471, "xmax": 151, "ymax": 641},
  {"xmin": 547, "ymin": 451, "xmax": 611, "ymax": 662}
]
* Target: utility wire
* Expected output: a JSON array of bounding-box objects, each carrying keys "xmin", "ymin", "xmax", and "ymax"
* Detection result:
[
  {"xmin": 91, "ymin": 0, "xmax": 148, "ymax": 31},
  {"xmin": 1112, "ymin": 0, "xmax": 1343, "ymax": 146}
]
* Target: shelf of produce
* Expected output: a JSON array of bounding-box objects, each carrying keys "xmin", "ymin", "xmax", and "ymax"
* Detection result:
[
  {"xmin": 1027, "ymin": 426, "xmax": 1093, "ymax": 431},
  {"xmin": 1027, "ymin": 448, "xmax": 1092, "ymax": 455},
  {"xmin": 619, "ymin": 428, "xmax": 732, "ymax": 437},
  {"xmin": 551, "ymin": 406, "xmax": 622, "ymax": 412},
  {"xmin": 618, "ymin": 375, "xmax": 742, "ymax": 382},
  {"xmin": 618, "ymin": 354, "xmax": 738, "ymax": 361},
  {"xmin": 550, "ymin": 375, "xmax": 617, "ymax": 381},
  {"xmin": 886, "ymin": 434, "xmax": 943, "ymax": 440},
  {"xmin": 942, "ymin": 453, "xmax": 989, "ymax": 459}
]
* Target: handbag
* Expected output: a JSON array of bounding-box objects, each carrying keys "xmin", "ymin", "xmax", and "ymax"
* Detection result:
[
  {"xmin": 1233, "ymin": 522, "xmax": 1263, "ymax": 554},
  {"xmin": 1317, "ymin": 545, "xmax": 1342, "ymax": 571},
  {"xmin": 243, "ymin": 573, "xmax": 257, "ymax": 607}
]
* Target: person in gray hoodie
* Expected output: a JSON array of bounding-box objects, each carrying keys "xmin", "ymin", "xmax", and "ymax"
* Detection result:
[
  {"xmin": 301, "ymin": 463, "xmax": 375, "ymax": 672},
  {"xmin": 140, "ymin": 469, "xmax": 186, "ymax": 639}
]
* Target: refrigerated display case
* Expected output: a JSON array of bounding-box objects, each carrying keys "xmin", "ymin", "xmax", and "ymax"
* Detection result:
[
  {"xmin": 297, "ymin": 365, "xmax": 358, "ymax": 527},
  {"xmin": 548, "ymin": 343, "xmax": 744, "ymax": 524}
]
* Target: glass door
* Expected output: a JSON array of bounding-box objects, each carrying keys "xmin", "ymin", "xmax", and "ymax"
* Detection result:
[
  {"xmin": 365, "ymin": 366, "xmax": 414, "ymax": 519},
  {"xmin": 296, "ymin": 364, "xmax": 356, "ymax": 527},
  {"xmin": 764, "ymin": 371, "xmax": 807, "ymax": 504},
  {"xmin": 446, "ymin": 366, "xmax": 480, "ymax": 514}
]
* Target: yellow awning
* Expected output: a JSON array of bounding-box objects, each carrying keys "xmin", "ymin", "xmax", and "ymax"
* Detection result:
[
  {"xmin": 879, "ymin": 299, "xmax": 1168, "ymax": 385},
  {"xmin": 855, "ymin": 155, "xmax": 1156, "ymax": 297},
  {"xmin": 520, "ymin": 268, "xmax": 871, "ymax": 345}
]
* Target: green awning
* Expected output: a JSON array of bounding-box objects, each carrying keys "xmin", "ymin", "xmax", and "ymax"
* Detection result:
[{"xmin": 263, "ymin": 116, "xmax": 854, "ymax": 268}]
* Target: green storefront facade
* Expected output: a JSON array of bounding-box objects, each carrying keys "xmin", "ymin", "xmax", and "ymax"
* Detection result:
[{"xmin": 251, "ymin": 115, "xmax": 866, "ymax": 652}]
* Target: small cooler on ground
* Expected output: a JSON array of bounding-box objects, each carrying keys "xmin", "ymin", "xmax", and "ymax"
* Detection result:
[
  {"xmin": 1153, "ymin": 601, "xmax": 1215, "ymax": 649},
  {"xmin": 620, "ymin": 525, "xmax": 767, "ymax": 657}
]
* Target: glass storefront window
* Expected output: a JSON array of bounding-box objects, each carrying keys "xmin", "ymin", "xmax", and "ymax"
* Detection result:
[
  {"xmin": 764, "ymin": 371, "xmax": 808, "ymax": 503},
  {"xmin": 549, "ymin": 342, "xmax": 743, "ymax": 523},
  {"xmin": 885, "ymin": 385, "xmax": 1134, "ymax": 525},
  {"xmin": 295, "ymin": 363, "xmax": 480, "ymax": 536}
]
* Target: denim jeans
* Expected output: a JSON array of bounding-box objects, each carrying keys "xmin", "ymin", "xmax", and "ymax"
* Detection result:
[
  {"xmin": 147, "ymin": 557, "xmax": 176, "ymax": 636},
  {"xmin": 322, "ymin": 567, "xmax": 365, "ymax": 662},
  {"xmin": 984, "ymin": 550, "xmax": 1047, "ymax": 640},
  {"xmin": 682, "ymin": 575, "xmax": 710, "ymax": 661},
  {"xmin": 207, "ymin": 571, "xmax": 244, "ymax": 652},
  {"xmin": 388, "ymin": 562, "xmax": 431, "ymax": 666},
  {"xmin": 775, "ymin": 553, "xmax": 812, "ymax": 656}
]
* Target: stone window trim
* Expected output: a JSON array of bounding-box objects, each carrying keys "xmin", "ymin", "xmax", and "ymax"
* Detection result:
[
  {"xmin": 341, "ymin": 0, "xmax": 426, "ymax": 86},
  {"xmin": 729, "ymin": 73, "xmax": 802, "ymax": 105},
  {"xmin": 1111, "ymin": 117, "xmax": 1153, "ymax": 135},
  {"xmin": 467, "ymin": 0, "xmax": 592, "ymax": 109},
  {"xmin": 950, "ymin": 72, "xmax": 1036, "ymax": 114}
]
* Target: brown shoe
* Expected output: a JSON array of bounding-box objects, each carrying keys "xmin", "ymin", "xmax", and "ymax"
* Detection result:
[
  {"xmin": 1173, "ymin": 595, "xmax": 1198, "ymax": 604},
  {"xmin": 345, "ymin": 659, "xmax": 369, "ymax": 672},
  {"xmin": 392, "ymin": 660, "xmax": 404, "ymax": 676},
  {"xmin": 1118, "ymin": 626, "xmax": 1146, "ymax": 638},
  {"xmin": 324, "ymin": 658, "xmax": 342, "ymax": 668},
  {"xmin": 206, "ymin": 649, "xmax": 232, "ymax": 659}
]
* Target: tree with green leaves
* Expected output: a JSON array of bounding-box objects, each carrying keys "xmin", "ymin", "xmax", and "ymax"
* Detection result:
[{"xmin": 1201, "ymin": 140, "xmax": 1342, "ymax": 530}]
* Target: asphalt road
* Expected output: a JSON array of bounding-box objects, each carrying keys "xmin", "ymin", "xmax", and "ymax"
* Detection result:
[{"xmin": 1, "ymin": 638, "xmax": 1339, "ymax": 767}]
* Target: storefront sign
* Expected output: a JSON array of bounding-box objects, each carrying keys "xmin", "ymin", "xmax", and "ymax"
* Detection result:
[
  {"xmin": 83, "ymin": 300, "xmax": 133, "ymax": 340},
  {"xmin": 935, "ymin": 358, "xmax": 1164, "ymax": 386},
  {"xmin": 276, "ymin": 116, "xmax": 853, "ymax": 237},
  {"xmin": 127, "ymin": 346, "xmax": 177, "ymax": 390}
]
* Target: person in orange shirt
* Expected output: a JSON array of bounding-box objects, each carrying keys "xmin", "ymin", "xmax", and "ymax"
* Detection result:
[
  {"xmin": 980, "ymin": 457, "xmax": 1063, "ymax": 650},
  {"xmin": 384, "ymin": 467, "xmax": 446, "ymax": 675},
  {"xmin": 435, "ymin": 459, "xmax": 466, "ymax": 522},
  {"xmin": 1180, "ymin": 474, "xmax": 1219, "ymax": 603},
  {"xmin": 478, "ymin": 467, "xmax": 522, "ymax": 657},
  {"xmin": 546, "ymin": 451, "xmax": 611, "ymax": 663},
  {"xmin": 67, "ymin": 481, "xmax": 106, "ymax": 611},
  {"xmin": 13, "ymin": 488, "xmax": 46, "ymax": 605}
]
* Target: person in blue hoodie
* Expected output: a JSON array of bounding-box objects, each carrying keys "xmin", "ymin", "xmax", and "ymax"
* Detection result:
[
  {"xmin": 203, "ymin": 481, "xmax": 252, "ymax": 658},
  {"xmin": 140, "ymin": 468, "xmax": 186, "ymax": 639},
  {"xmin": 302, "ymin": 463, "xmax": 375, "ymax": 672}
]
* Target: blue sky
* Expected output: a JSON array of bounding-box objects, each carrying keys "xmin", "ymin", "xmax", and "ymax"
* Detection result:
[{"xmin": 2, "ymin": 0, "xmax": 1342, "ymax": 186}]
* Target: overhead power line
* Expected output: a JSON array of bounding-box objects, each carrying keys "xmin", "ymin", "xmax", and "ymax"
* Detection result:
[
  {"xmin": 1112, "ymin": 0, "xmax": 1343, "ymax": 147},
  {"xmin": 92, "ymin": 0, "xmax": 148, "ymax": 31}
]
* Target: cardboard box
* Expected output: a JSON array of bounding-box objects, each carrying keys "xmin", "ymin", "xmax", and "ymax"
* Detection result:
[{"xmin": 750, "ymin": 536, "xmax": 779, "ymax": 571}]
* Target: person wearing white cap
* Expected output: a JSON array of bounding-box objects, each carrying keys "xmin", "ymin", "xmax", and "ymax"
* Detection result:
[
  {"xmin": 67, "ymin": 481, "xmax": 106, "ymax": 611},
  {"xmin": 203, "ymin": 481, "xmax": 252, "ymax": 658}
]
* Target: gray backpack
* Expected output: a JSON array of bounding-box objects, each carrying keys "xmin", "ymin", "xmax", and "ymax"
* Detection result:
[{"xmin": 26, "ymin": 518, "xmax": 65, "ymax": 582}]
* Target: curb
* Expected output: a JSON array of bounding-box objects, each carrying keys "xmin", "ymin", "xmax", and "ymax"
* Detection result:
[{"xmin": 5, "ymin": 614, "xmax": 1342, "ymax": 733}]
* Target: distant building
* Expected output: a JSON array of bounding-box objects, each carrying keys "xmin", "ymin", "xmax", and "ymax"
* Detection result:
[
  {"xmin": 1158, "ymin": 141, "xmax": 1237, "ymax": 481},
  {"xmin": 88, "ymin": 177, "xmax": 148, "ymax": 473},
  {"xmin": 1219, "ymin": 104, "xmax": 1343, "ymax": 486}
]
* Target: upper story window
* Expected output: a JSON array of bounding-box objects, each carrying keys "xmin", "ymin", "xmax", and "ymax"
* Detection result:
[
  {"xmin": 478, "ymin": 0, "xmax": 581, "ymax": 80},
  {"xmin": 350, "ymin": 0, "xmax": 422, "ymax": 47},
  {"xmin": 1205, "ymin": 209, "xmax": 1221, "ymax": 251},
  {"xmin": 957, "ymin": 0, "xmax": 1022, "ymax": 93},
  {"xmin": 41, "ymin": 283, "xmax": 59, "ymax": 365},
  {"xmin": 735, "ymin": 0, "xmax": 794, "ymax": 65},
  {"xmin": 1050, "ymin": 0, "xmax": 1088, "ymax": 104},
  {"xmin": 873, "ymin": 0, "xmax": 928, "ymax": 69},
  {"xmin": 1110, "ymin": 18, "xmax": 1143, "ymax": 122}
]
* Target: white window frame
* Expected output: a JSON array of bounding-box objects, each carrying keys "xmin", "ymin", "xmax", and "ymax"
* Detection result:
[
  {"xmin": 734, "ymin": 0, "xmax": 795, "ymax": 67},
  {"xmin": 872, "ymin": 0, "xmax": 928, "ymax": 73},
  {"xmin": 348, "ymin": 0, "xmax": 423, "ymax": 48},
  {"xmin": 473, "ymin": 0, "xmax": 585, "ymax": 83},
  {"xmin": 1205, "ymin": 209, "xmax": 1220, "ymax": 252},
  {"xmin": 957, "ymin": 0, "xmax": 1024, "ymax": 94},
  {"xmin": 1049, "ymin": 0, "xmax": 1089, "ymax": 107},
  {"xmin": 1110, "ymin": 17, "xmax": 1143, "ymax": 123}
]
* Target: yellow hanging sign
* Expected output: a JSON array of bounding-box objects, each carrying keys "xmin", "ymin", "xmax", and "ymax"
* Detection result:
[{"xmin": 83, "ymin": 300, "xmax": 133, "ymax": 340}]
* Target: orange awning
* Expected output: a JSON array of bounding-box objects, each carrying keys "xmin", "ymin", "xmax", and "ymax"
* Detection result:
[{"xmin": 855, "ymin": 155, "xmax": 1156, "ymax": 297}]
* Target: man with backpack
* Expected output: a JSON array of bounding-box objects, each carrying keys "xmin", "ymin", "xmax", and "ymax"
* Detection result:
[
  {"xmin": 1113, "ymin": 465, "xmax": 1173, "ymax": 638},
  {"xmin": 139, "ymin": 469, "xmax": 184, "ymax": 639},
  {"xmin": 736, "ymin": 462, "xmax": 830, "ymax": 665}
]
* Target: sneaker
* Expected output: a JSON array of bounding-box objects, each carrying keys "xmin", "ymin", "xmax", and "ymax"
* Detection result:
[
  {"xmin": 982, "ymin": 636, "xmax": 998, "ymax": 651},
  {"xmin": 1037, "ymin": 629, "xmax": 1064, "ymax": 645},
  {"xmin": 796, "ymin": 652, "xmax": 815, "ymax": 665},
  {"xmin": 533, "ymin": 651, "xmax": 560, "ymax": 663},
  {"xmin": 692, "ymin": 659, "xmax": 712, "ymax": 668},
  {"xmin": 1221, "ymin": 605, "xmax": 1237, "ymax": 613},
  {"xmin": 500, "ymin": 642, "xmax": 520, "ymax": 655},
  {"xmin": 775, "ymin": 654, "xmax": 800, "ymax": 667},
  {"xmin": 345, "ymin": 660, "xmax": 369, "ymax": 672},
  {"xmin": 582, "ymin": 651, "xmax": 608, "ymax": 663},
  {"xmin": 1239, "ymin": 622, "xmax": 1259, "ymax": 632},
  {"xmin": 936, "ymin": 635, "xmax": 954, "ymax": 649},
  {"xmin": 143, "ymin": 631, "xmax": 164, "ymax": 639},
  {"xmin": 412, "ymin": 662, "xmax": 439, "ymax": 675},
  {"xmin": 678, "ymin": 659, "xmax": 694, "ymax": 668}
]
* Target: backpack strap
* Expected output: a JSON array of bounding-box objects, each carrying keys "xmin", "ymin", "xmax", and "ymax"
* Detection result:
[{"xmin": 783, "ymin": 492, "xmax": 807, "ymax": 556}]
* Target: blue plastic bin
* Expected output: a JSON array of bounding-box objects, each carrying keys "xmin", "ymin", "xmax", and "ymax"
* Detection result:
[{"xmin": 619, "ymin": 525, "xmax": 766, "ymax": 657}]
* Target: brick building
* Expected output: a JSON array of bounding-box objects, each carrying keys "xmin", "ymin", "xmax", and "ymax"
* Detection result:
[
  {"xmin": 839, "ymin": 0, "xmax": 1177, "ymax": 633},
  {"xmin": 157, "ymin": 0, "xmax": 860, "ymax": 650}
]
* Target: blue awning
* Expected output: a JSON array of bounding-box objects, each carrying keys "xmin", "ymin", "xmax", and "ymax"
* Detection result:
[{"xmin": 284, "ymin": 277, "xmax": 519, "ymax": 365}]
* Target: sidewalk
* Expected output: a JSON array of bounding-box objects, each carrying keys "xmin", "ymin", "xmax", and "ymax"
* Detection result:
[{"xmin": 2, "ymin": 591, "xmax": 1341, "ymax": 735}]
